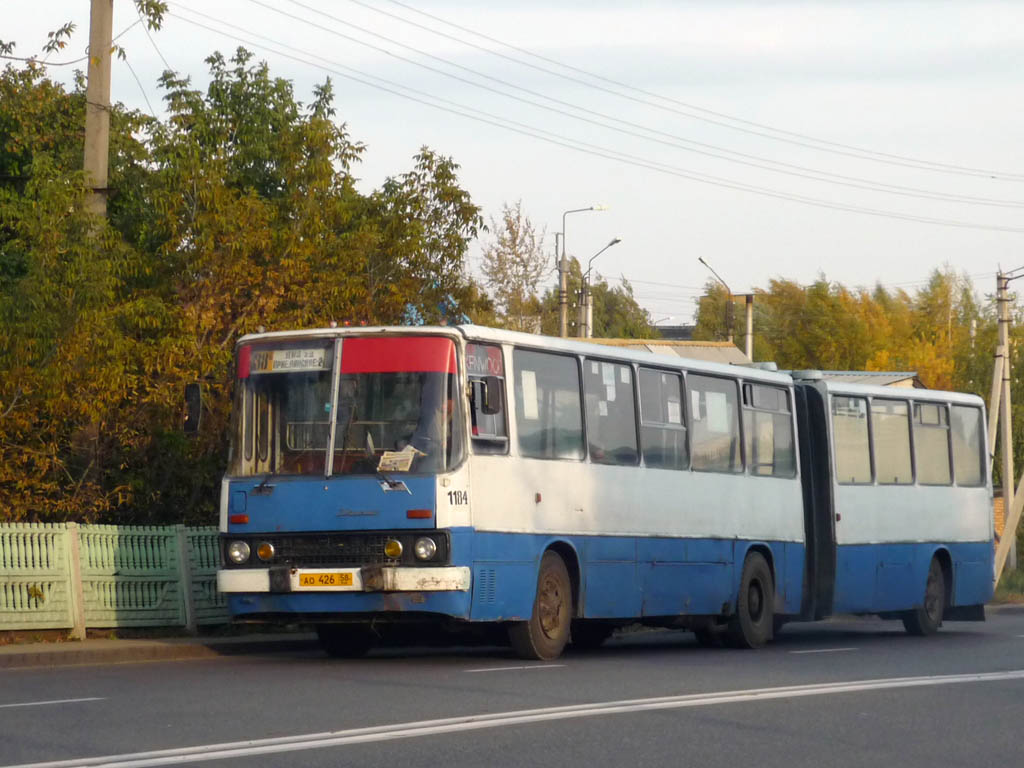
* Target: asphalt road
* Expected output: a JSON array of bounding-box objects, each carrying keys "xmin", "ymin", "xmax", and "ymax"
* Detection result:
[{"xmin": 2, "ymin": 608, "xmax": 1023, "ymax": 768}]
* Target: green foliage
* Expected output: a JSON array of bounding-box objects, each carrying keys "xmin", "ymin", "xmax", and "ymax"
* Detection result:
[
  {"xmin": 0, "ymin": 49, "xmax": 484, "ymax": 524},
  {"xmin": 481, "ymin": 200, "xmax": 546, "ymax": 332},
  {"xmin": 538, "ymin": 258, "xmax": 654, "ymax": 339}
]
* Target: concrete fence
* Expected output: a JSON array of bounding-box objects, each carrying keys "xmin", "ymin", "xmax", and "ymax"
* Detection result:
[{"xmin": 0, "ymin": 523, "xmax": 227, "ymax": 636}]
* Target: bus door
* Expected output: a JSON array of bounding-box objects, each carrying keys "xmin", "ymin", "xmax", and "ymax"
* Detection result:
[{"xmin": 794, "ymin": 383, "xmax": 836, "ymax": 619}]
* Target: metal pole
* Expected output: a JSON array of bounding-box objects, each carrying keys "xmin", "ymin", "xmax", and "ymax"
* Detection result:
[
  {"xmin": 698, "ymin": 258, "xmax": 734, "ymax": 344},
  {"xmin": 592, "ymin": 288, "xmax": 598, "ymax": 339},
  {"xmin": 557, "ymin": 233, "xmax": 568, "ymax": 338},
  {"xmin": 581, "ymin": 286, "xmax": 589, "ymax": 339},
  {"xmin": 84, "ymin": 0, "xmax": 113, "ymax": 218},
  {"xmin": 998, "ymin": 272, "xmax": 1016, "ymax": 571},
  {"xmin": 744, "ymin": 294, "xmax": 754, "ymax": 361}
]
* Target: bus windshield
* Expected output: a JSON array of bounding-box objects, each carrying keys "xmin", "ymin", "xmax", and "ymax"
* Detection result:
[{"xmin": 229, "ymin": 336, "xmax": 464, "ymax": 477}]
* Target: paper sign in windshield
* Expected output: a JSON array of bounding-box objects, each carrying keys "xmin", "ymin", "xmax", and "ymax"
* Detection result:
[{"xmin": 377, "ymin": 444, "xmax": 426, "ymax": 472}]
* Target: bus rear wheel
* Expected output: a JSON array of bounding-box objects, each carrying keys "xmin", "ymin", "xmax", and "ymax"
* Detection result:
[
  {"xmin": 316, "ymin": 624, "xmax": 376, "ymax": 658},
  {"xmin": 902, "ymin": 557, "xmax": 945, "ymax": 636},
  {"xmin": 727, "ymin": 552, "xmax": 774, "ymax": 649},
  {"xmin": 509, "ymin": 551, "xmax": 572, "ymax": 661}
]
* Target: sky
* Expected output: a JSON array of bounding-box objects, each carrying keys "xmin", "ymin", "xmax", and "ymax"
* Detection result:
[{"xmin": 4, "ymin": 0, "xmax": 1024, "ymax": 325}]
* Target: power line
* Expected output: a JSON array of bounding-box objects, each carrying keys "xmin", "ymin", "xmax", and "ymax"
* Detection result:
[
  {"xmin": 167, "ymin": 8, "xmax": 1024, "ymax": 234},
  {"xmin": 378, "ymin": 0, "xmax": 1024, "ymax": 182},
  {"xmin": 138, "ymin": 4, "xmax": 173, "ymax": 73},
  {"xmin": 263, "ymin": 0, "xmax": 1024, "ymax": 208},
  {"xmin": 0, "ymin": 20, "xmax": 142, "ymax": 67}
]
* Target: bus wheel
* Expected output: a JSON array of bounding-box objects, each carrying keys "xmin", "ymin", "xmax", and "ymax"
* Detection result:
[
  {"xmin": 571, "ymin": 620, "xmax": 614, "ymax": 650},
  {"xmin": 509, "ymin": 551, "xmax": 572, "ymax": 660},
  {"xmin": 316, "ymin": 624, "xmax": 375, "ymax": 658},
  {"xmin": 727, "ymin": 552, "xmax": 774, "ymax": 649},
  {"xmin": 902, "ymin": 558, "xmax": 945, "ymax": 636}
]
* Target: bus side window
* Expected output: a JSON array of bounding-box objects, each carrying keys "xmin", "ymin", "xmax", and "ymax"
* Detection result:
[
  {"xmin": 583, "ymin": 359, "xmax": 638, "ymax": 465},
  {"xmin": 689, "ymin": 374, "xmax": 742, "ymax": 473},
  {"xmin": 467, "ymin": 342, "xmax": 509, "ymax": 456},
  {"xmin": 951, "ymin": 405, "xmax": 984, "ymax": 487},
  {"xmin": 742, "ymin": 383, "xmax": 796, "ymax": 478},
  {"xmin": 870, "ymin": 398, "xmax": 912, "ymax": 485},
  {"xmin": 639, "ymin": 367, "xmax": 687, "ymax": 470},
  {"xmin": 513, "ymin": 348, "xmax": 584, "ymax": 461},
  {"xmin": 832, "ymin": 395, "xmax": 872, "ymax": 484},
  {"xmin": 469, "ymin": 375, "xmax": 509, "ymax": 455},
  {"xmin": 914, "ymin": 402, "xmax": 952, "ymax": 486}
]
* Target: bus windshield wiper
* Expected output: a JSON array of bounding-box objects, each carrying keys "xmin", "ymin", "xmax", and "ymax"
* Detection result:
[{"xmin": 253, "ymin": 474, "xmax": 275, "ymax": 495}]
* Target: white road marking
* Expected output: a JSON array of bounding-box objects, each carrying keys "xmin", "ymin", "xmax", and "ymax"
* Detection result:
[
  {"xmin": 465, "ymin": 664, "xmax": 566, "ymax": 673},
  {"xmin": 789, "ymin": 647, "xmax": 859, "ymax": 655},
  {"xmin": 0, "ymin": 698, "xmax": 104, "ymax": 710},
  {"xmin": 7, "ymin": 670, "xmax": 1024, "ymax": 768}
]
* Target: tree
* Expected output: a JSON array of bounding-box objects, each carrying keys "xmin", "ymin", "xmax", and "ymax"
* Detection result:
[
  {"xmin": 537, "ymin": 258, "xmax": 654, "ymax": 339},
  {"xmin": 0, "ymin": 48, "xmax": 486, "ymax": 524},
  {"xmin": 481, "ymin": 200, "xmax": 547, "ymax": 332}
]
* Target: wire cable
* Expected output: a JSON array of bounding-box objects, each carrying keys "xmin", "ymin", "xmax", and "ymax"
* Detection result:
[
  {"xmin": 378, "ymin": 0, "xmax": 1024, "ymax": 181},
  {"xmin": 0, "ymin": 20, "xmax": 142, "ymax": 67},
  {"xmin": 167, "ymin": 7, "xmax": 1024, "ymax": 234},
  {"xmin": 261, "ymin": 1, "xmax": 1024, "ymax": 207}
]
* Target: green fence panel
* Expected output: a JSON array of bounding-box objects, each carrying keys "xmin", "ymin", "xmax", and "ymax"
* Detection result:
[
  {"xmin": 0, "ymin": 523, "xmax": 74, "ymax": 630},
  {"xmin": 79, "ymin": 525, "xmax": 184, "ymax": 628},
  {"xmin": 187, "ymin": 527, "xmax": 228, "ymax": 625}
]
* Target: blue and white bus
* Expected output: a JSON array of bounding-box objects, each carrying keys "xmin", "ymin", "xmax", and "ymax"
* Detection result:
[{"xmin": 215, "ymin": 325, "xmax": 994, "ymax": 659}]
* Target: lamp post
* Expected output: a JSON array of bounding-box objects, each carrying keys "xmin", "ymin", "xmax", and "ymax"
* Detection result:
[
  {"xmin": 697, "ymin": 257, "xmax": 734, "ymax": 345},
  {"xmin": 581, "ymin": 237, "xmax": 622, "ymax": 338},
  {"xmin": 559, "ymin": 205, "xmax": 607, "ymax": 337}
]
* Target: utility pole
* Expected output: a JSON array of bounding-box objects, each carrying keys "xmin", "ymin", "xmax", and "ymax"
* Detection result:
[
  {"xmin": 556, "ymin": 233, "xmax": 568, "ymax": 338},
  {"xmin": 743, "ymin": 294, "xmax": 754, "ymax": 361},
  {"xmin": 997, "ymin": 271, "xmax": 1018, "ymax": 574},
  {"xmin": 83, "ymin": 0, "xmax": 114, "ymax": 218}
]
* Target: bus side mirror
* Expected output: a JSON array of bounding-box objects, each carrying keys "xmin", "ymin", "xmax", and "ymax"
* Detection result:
[
  {"xmin": 481, "ymin": 376, "xmax": 503, "ymax": 415},
  {"xmin": 184, "ymin": 382, "xmax": 202, "ymax": 436}
]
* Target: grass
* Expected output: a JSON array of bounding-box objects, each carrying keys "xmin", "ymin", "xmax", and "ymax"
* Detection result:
[{"xmin": 995, "ymin": 567, "xmax": 1024, "ymax": 603}]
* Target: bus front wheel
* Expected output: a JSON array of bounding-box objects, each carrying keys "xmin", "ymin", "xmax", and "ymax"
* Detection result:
[
  {"xmin": 509, "ymin": 551, "xmax": 572, "ymax": 661},
  {"xmin": 727, "ymin": 552, "xmax": 774, "ymax": 649},
  {"xmin": 902, "ymin": 557, "xmax": 945, "ymax": 636}
]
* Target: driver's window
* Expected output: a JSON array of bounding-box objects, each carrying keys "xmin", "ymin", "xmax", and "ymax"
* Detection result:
[{"xmin": 467, "ymin": 343, "xmax": 509, "ymax": 455}]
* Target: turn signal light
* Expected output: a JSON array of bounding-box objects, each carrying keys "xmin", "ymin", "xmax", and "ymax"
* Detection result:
[
  {"xmin": 383, "ymin": 539, "xmax": 403, "ymax": 558},
  {"xmin": 407, "ymin": 509, "xmax": 432, "ymax": 519},
  {"xmin": 229, "ymin": 514, "xmax": 249, "ymax": 524}
]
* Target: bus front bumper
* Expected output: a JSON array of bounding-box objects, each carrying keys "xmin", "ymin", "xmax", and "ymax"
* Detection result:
[{"xmin": 217, "ymin": 566, "xmax": 472, "ymax": 593}]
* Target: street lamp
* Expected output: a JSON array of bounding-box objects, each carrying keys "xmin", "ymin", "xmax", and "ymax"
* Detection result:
[
  {"xmin": 581, "ymin": 237, "xmax": 622, "ymax": 338},
  {"xmin": 697, "ymin": 257, "xmax": 734, "ymax": 344},
  {"xmin": 559, "ymin": 204, "xmax": 608, "ymax": 337}
]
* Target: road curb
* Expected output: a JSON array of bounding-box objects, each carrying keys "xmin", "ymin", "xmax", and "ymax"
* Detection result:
[{"xmin": 0, "ymin": 634, "xmax": 319, "ymax": 670}]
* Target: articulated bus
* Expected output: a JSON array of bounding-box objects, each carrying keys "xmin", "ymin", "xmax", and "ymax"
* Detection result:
[{"xmin": 215, "ymin": 325, "xmax": 994, "ymax": 659}]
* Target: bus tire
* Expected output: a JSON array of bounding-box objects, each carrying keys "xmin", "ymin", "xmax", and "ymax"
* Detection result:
[
  {"xmin": 316, "ymin": 624, "xmax": 376, "ymax": 658},
  {"xmin": 509, "ymin": 551, "xmax": 572, "ymax": 661},
  {"xmin": 902, "ymin": 557, "xmax": 945, "ymax": 636},
  {"xmin": 727, "ymin": 552, "xmax": 774, "ymax": 649}
]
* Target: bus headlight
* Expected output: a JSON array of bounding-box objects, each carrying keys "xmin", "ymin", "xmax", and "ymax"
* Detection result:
[
  {"xmin": 256, "ymin": 542, "xmax": 275, "ymax": 562},
  {"xmin": 383, "ymin": 539, "xmax": 403, "ymax": 559},
  {"xmin": 414, "ymin": 537, "xmax": 437, "ymax": 561},
  {"xmin": 227, "ymin": 540, "xmax": 251, "ymax": 565}
]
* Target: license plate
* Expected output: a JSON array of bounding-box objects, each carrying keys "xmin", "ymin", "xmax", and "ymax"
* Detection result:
[{"xmin": 299, "ymin": 572, "xmax": 353, "ymax": 587}]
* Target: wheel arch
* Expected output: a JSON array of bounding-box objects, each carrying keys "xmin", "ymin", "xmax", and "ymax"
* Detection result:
[
  {"xmin": 930, "ymin": 546, "xmax": 954, "ymax": 607},
  {"xmin": 544, "ymin": 539, "xmax": 582, "ymax": 619},
  {"xmin": 739, "ymin": 542, "xmax": 777, "ymax": 583},
  {"xmin": 737, "ymin": 542, "xmax": 778, "ymax": 612}
]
